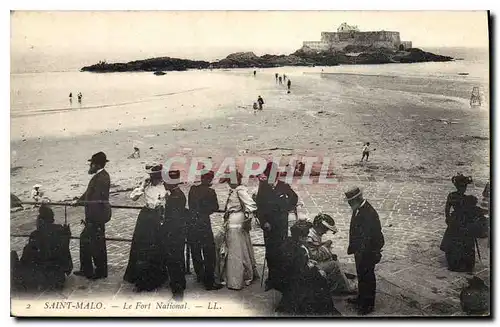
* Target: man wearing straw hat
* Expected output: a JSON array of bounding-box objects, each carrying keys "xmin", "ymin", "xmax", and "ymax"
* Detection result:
[
  {"xmin": 344, "ymin": 186, "xmax": 384, "ymax": 315},
  {"xmin": 73, "ymin": 151, "xmax": 111, "ymax": 280}
]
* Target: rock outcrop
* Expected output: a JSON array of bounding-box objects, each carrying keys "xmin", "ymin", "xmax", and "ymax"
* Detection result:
[
  {"xmin": 81, "ymin": 57, "xmax": 210, "ymax": 72},
  {"xmin": 81, "ymin": 47, "xmax": 453, "ymax": 72}
]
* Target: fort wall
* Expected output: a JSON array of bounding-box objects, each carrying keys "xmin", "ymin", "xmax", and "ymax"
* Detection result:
[{"xmin": 321, "ymin": 31, "xmax": 401, "ymax": 50}]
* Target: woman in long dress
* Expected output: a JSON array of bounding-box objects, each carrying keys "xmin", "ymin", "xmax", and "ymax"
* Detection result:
[
  {"xmin": 440, "ymin": 173, "xmax": 476, "ymax": 272},
  {"xmin": 123, "ymin": 164, "xmax": 168, "ymax": 291},
  {"xmin": 220, "ymin": 171, "xmax": 259, "ymax": 290}
]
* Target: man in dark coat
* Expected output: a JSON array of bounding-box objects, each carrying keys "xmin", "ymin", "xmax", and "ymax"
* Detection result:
[
  {"xmin": 257, "ymin": 95, "xmax": 264, "ymax": 110},
  {"xmin": 162, "ymin": 170, "xmax": 188, "ymax": 301},
  {"xmin": 345, "ymin": 186, "xmax": 384, "ymax": 315},
  {"xmin": 73, "ymin": 151, "xmax": 111, "ymax": 280},
  {"xmin": 187, "ymin": 171, "xmax": 223, "ymax": 290},
  {"xmin": 255, "ymin": 162, "xmax": 298, "ymax": 291},
  {"xmin": 12, "ymin": 205, "xmax": 72, "ymax": 291}
]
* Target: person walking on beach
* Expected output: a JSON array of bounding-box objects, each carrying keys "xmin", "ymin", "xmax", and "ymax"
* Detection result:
[
  {"xmin": 253, "ymin": 70, "xmax": 256, "ymax": 77},
  {"xmin": 257, "ymin": 96, "xmax": 264, "ymax": 110},
  {"xmin": 287, "ymin": 79, "xmax": 291, "ymax": 91},
  {"xmin": 161, "ymin": 170, "xmax": 188, "ymax": 301},
  {"xmin": 283, "ymin": 74, "xmax": 287, "ymax": 82},
  {"xmin": 187, "ymin": 170, "xmax": 223, "ymax": 291},
  {"xmin": 361, "ymin": 142, "xmax": 371, "ymax": 162},
  {"xmin": 123, "ymin": 164, "xmax": 168, "ymax": 291},
  {"xmin": 69, "ymin": 92, "xmax": 73, "ymax": 104},
  {"xmin": 344, "ymin": 187, "xmax": 384, "ymax": 315},
  {"xmin": 275, "ymin": 73, "xmax": 279, "ymax": 83},
  {"xmin": 77, "ymin": 92, "xmax": 82, "ymax": 104},
  {"xmin": 73, "ymin": 151, "xmax": 111, "ymax": 280},
  {"xmin": 278, "ymin": 76, "xmax": 283, "ymax": 85}
]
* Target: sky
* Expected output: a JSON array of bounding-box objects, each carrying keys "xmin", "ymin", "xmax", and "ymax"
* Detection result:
[{"xmin": 11, "ymin": 11, "xmax": 490, "ymax": 63}]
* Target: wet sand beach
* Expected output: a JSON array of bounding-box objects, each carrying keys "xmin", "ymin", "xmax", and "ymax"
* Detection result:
[{"xmin": 10, "ymin": 68, "xmax": 489, "ymax": 201}]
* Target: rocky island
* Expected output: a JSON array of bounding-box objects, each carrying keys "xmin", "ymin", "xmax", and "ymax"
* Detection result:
[
  {"xmin": 81, "ymin": 23, "xmax": 453, "ymax": 73},
  {"xmin": 81, "ymin": 47, "xmax": 453, "ymax": 73}
]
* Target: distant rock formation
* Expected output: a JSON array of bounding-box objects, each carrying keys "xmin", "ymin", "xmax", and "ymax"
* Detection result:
[
  {"xmin": 81, "ymin": 47, "xmax": 453, "ymax": 73},
  {"xmin": 81, "ymin": 57, "xmax": 210, "ymax": 72},
  {"xmin": 210, "ymin": 51, "xmax": 313, "ymax": 68}
]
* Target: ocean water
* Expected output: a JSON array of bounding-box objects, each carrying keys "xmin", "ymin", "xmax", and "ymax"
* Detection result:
[{"xmin": 10, "ymin": 47, "xmax": 489, "ymax": 139}]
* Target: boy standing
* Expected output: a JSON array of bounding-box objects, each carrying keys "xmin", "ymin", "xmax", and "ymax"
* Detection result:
[{"xmin": 361, "ymin": 142, "xmax": 371, "ymax": 162}]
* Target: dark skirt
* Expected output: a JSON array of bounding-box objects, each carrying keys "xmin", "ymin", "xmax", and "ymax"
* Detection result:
[
  {"xmin": 123, "ymin": 207, "xmax": 167, "ymax": 291},
  {"xmin": 440, "ymin": 226, "xmax": 475, "ymax": 272},
  {"xmin": 12, "ymin": 250, "xmax": 66, "ymax": 292},
  {"xmin": 276, "ymin": 270, "xmax": 340, "ymax": 316}
]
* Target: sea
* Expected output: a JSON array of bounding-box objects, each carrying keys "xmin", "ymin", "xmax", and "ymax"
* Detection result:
[{"xmin": 10, "ymin": 47, "xmax": 489, "ymax": 139}]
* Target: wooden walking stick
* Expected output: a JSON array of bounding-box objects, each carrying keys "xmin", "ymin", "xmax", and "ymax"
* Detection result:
[
  {"xmin": 261, "ymin": 258, "xmax": 267, "ymax": 288},
  {"xmin": 185, "ymin": 243, "xmax": 191, "ymax": 274},
  {"xmin": 475, "ymin": 238, "xmax": 482, "ymax": 263}
]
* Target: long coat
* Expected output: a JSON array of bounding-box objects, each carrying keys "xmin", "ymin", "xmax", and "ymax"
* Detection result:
[
  {"xmin": 78, "ymin": 170, "xmax": 111, "ymax": 224},
  {"xmin": 188, "ymin": 185, "xmax": 219, "ymax": 235},
  {"xmin": 162, "ymin": 188, "xmax": 188, "ymax": 249},
  {"xmin": 255, "ymin": 180, "xmax": 298, "ymax": 238},
  {"xmin": 348, "ymin": 201, "xmax": 384, "ymax": 256}
]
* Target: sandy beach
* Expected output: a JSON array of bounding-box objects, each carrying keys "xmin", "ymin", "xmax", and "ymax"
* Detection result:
[{"xmin": 10, "ymin": 67, "xmax": 489, "ymax": 201}]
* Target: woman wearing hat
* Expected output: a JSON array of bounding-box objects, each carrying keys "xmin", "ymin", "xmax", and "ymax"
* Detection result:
[
  {"xmin": 123, "ymin": 164, "xmax": 168, "ymax": 291},
  {"xmin": 305, "ymin": 213, "xmax": 356, "ymax": 295},
  {"xmin": 440, "ymin": 173, "xmax": 480, "ymax": 272},
  {"xmin": 219, "ymin": 171, "xmax": 259, "ymax": 290}
]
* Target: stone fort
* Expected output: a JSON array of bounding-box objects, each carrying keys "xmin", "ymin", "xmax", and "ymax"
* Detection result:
[{"xmin": 303, "ymin": 23, "xmax": 412, "ymax": 51}]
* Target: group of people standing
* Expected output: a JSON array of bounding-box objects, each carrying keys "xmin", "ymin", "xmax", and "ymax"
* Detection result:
[
  {"xmin": 122, "ymin": 161, "xmax": 300, "ymax": 298},
  {"xmin": 12, "ymin": 151, "xmax": 388, "ymax": 315},
  {"xmin": 69, "ymin": 92, "xmax": 83, "ymax": 104},
  {"xmin": 275, "ymin": 72, "xmax": 292, "ymax": 92}
]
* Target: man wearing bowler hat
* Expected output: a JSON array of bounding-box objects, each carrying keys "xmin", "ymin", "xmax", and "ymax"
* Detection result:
[
  {"xmin": 344, "ymin": 186, "xmax": 384, "ymax": 315},
  {"xmin": 73, "ymin": 151, "xmax": 111, "ymax": 280},
  {"xmin": 162, "ymin": 170, "xmax": 188, "ymax": 301}
]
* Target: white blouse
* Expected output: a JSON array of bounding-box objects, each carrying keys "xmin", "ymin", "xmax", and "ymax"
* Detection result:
[
  {"xmin": 225, "ymin": 185, "xmax": 257, "ymax": 213},
  {"xmin": 130, "ymin": 181, "xmax": 167, "ymax": 209}
]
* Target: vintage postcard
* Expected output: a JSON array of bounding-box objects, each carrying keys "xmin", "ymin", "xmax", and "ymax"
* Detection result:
[{"xmin": 10, "ymin": 11, "xmax": 490, "ymax": 317}]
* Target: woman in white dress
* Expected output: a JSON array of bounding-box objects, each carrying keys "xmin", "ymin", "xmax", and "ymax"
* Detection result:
[{"xmin": 220, "ymin": 172, "xmax": 259, "ymax": 290}]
